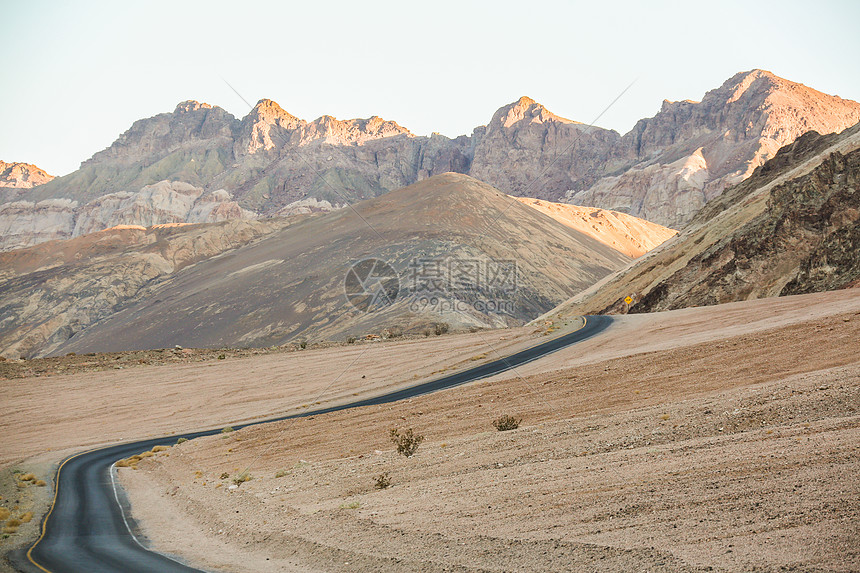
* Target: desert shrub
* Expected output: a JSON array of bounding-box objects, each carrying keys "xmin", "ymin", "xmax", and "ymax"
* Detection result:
[
  {"xmin": 434, "ymin": 323, "xmax": 449, "ymax": 336},
  {"xmin": 218, "ymin": 354, "xmax": 226, "ymax": 360},
  {"xmin": 299, "ymin": 340, "xmax": 307, "ymax": 349},
  {"xmin": 347, "ymin": 336, "xmax": 356, "ymax": 344},
  {"xmin": 0, "ymin": 508, "xmax": 9, "ymax": 520},
  {"xmin": 34, "ymin": 480, "xmax": 46, "ymax": 487},
  {"xmin": 492, "ymin": 415, "xmax": 522, "ymax": 431},
  {"xmin": 221, "ymin": 426, "xmax": 234, "ymax": 434},
  {"xmin": 374, "ymin": 472, "xmax": 391, "ymax": 489},
  {"xmin": 176, "ymin": 437, "xmax": 188, "ymax": 444},
  {"xmin": 423, "ymin": 329, "xmax": 432, "ymax": 337},
  {"xmin": 6, "ymin": 519, "xmax": 21, "ymax": 528},
  {"xmin": 2, "ymin": 526, "xmax": 17, "ymax": 534},
  {"xmin": 19, "ymin": 512, "xmax": 32, "ymax": 523},
  {"xmin": 19, "ymin": 473, "xmax": 35, "ymax": 482},
  {"xmin": 152, "ymin": 445, "xmax": 170, "ymax": 453},
  {"xmin": 274, "ymin": 470, "xmax": 288, "ymax": 478},
  {"xmin": 232, "ymin": 472, "xmax": 252, "ymax": 485},
  {"xmin": 389, "ymin": 428, "xmax": 424, "ymax": 457},
  {"xmin": 339, "ymin": 501, "xmax": 360, "ymax": 510},
  {"xmin": 220, "ymin": 472, "xmax": 230, "ymax": 480}
]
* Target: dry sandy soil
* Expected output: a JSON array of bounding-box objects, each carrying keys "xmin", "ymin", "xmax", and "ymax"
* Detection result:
[{"xmin": 102, "ymin": 289, "xmax": 860, "ymax": 572}]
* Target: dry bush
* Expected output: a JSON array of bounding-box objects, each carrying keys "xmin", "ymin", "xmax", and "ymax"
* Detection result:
[
  {"xmin": 374, "ymin": 472, "xmax": 391, "ymax": 489},
  {"xmin": 347, "ymin": 336, "xmax": 356, "ymax": 344},
  {"xmin": 0, "ymin": 508, "xmax": 9, "ymax": 520},
  {"xmin": 152, "ymin": 445, "xmax": 170, "ymax": 453},
  {"xmin": 221, "ymin": 426, "xmax": 234, "ymax": 433},
  {"xmin": 19, "ymin": 512, "xmax": 32, "ymax": 523},
  {"xmin": 274, "ymin": 470, "xmax": 288, "ymax": 478},
  {"xmin": 389, "ymin": 428, "xmax": 424, "ymax": 457},
  {"xmin": 2, "ymin": 526, "xmax": 17, "ymax": 534},
  {"xmin": 176, "ymin": 437, "xmax": 188, "ymax": 444},
  {"xmin": 492, "ymin": 414, "xmax": 522, "ymax": 431},
  {"xmin": 19, "ymin": 473, "xmax": 35, "ymax": 482},
  {"xmin": 232, "ymin": 472, "xmax": 252, "ymax": 485},
  {"xmin": 434, "ymin": 323, "xmax": 449, "ymax": 336},
  {"xmin": 34, "ymin": 480, "xmax": 46, "ymax": 487},
  {"xmin": 6, "ymin": 519, "xmax": 21, "ymax": 528}
]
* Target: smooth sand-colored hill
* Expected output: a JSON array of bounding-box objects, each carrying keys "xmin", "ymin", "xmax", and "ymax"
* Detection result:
[{"xmin": 514, "ymin": 197, "xmax": 677, "ymax": 257}]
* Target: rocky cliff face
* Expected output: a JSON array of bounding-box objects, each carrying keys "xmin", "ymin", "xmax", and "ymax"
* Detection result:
[
  {"xmin": 568, "ymin": 70, "xmax": 860, "ymax": 227},
  {"xmin": 8, "ymin": 70, "xmax": 860, "ymax": 244},
  {"xmin": 0, "ymin": 218, "xmax": 299, "ymax": 359},
  {"xmin": 549, "ymin": 124, "xmax": 860, "ymax": 318},
  {"xmin": 0, "ymin": 181, "xmax": 254, "ymax": 251},
  {"xmin": 633, "ymin": 144, "xmax": 860, "ymax": 311},
  {"xmin": 469, "ymin": 97, "xmax": 621, "ymax": 201}
]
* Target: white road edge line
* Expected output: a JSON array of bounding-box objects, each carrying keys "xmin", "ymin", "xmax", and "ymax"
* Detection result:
[{"xmin": 109, "ymin": 461, "xmax": 202, "ymax": 569}]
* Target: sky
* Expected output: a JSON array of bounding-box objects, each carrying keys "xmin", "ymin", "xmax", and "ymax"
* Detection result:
[{"xmin": 2, "ymin": 0, "xmax": 859, "ymax": 176}]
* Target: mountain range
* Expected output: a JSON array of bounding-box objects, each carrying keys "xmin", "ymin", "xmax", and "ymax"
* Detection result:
[{"xmin": 3, "ymin": 69, "xmax": 859, "ymax": 253}]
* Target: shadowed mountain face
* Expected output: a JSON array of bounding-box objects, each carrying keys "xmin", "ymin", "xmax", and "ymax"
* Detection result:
[
  {"xmin": 6, "ymin": 70, "xmax": 859, "ymax": 250},
  {"xmin": 5, "ymin": 174, "xmax": 631, "ymax": 357},
  {"xmin": 550, "ymin": 124, "xmax": 860, "ymax": 318}
]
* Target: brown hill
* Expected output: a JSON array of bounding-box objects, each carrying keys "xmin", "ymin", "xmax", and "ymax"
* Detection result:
[{"xmin": 18, "ymin": 174, "xmax": 630, "ymax": 357}]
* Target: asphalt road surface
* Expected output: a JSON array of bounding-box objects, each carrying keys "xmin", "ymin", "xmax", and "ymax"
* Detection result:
[{"xmin": 20, "ymin": 315, "xmax": 612, "ymax": 572}]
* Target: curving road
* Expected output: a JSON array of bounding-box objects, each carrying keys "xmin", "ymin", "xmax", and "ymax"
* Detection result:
[{"xmin": 19, "ymin": 315, "xmax": 611, "ymax": 573}]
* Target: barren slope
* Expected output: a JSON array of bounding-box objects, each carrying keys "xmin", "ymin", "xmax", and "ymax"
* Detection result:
[
  {"xmin": 115, "ymin": 290, "xmax": 860, "ymax": 572},
  {"xmin": 0, "ymin": 217, "xmax": 300, "ymax": 359},
  {"xmin": 514, "ymin": 197, "xmax": 677, "ymax": 257},
  {"xmin": 45, "ymin": 173, "xmax": 629, "ymax": 356}
]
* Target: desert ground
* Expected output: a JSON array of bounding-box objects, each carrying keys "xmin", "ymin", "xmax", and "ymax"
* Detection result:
[{"xmin": 2, "ymin": 289, "xmax": 859, "ymax": 571}]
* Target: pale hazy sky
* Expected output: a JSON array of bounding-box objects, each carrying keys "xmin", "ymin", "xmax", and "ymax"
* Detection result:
[{"xmin": 2, "ymin": 0, "xmax": 859, "ymax": 176}]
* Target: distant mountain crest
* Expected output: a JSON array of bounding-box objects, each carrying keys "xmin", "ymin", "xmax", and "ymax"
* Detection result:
[
  {"xmin": 5, "ymin": 69, "xmax": 860, "ymax": 244},
  {"xmin": 0, "ymin": 160, "xmax": 54, "ymax": 189}
]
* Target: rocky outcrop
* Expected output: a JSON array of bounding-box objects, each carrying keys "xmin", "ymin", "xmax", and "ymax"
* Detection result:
[
  {"xmin": 469, "ymin": 97, "xmax": 621, "ymax": 201},
  {"xmin": 9, "ymin": 70, "xmax": 860, "ymax": 242},
  {"xmin": 0, "ymin": 161, "xmax": 55, "ymax": 203},
  {"xmin": 0, "ymin": 160, "xmax": 54, "ymax": 189},
  {"xmin": 568, "ymin": 70, "xmax": 860, "ymax": 227},
  {"xmin": 549, "ymin": 124, "xmax": 860, "ymax": 318},
  {"xmin": 0, "ymin": 199, "xmax": 77, "ymax": 250},
  {"xmin": 0, "ymin": 181, "xmax": 253, "ymax": 251},
  {"xmin": 632, "ymin": 146, "xmax": 860, "ymax": 311}
]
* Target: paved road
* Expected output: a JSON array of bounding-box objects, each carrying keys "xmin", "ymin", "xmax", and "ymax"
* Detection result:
[{"xmin": 20, "ymin": 315, "xmax": 611, "ymax": 572}]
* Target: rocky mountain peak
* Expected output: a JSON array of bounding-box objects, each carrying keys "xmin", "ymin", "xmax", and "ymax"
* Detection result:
[
  {"xmin": 246, "ymin": 99, "xmax": 301, "ymax": 126},
  {"xmin": 0, "ymin": 161, "xmax": 54, "ymax": 189},
  {"xmin": 491, "ymin": 96, "xmax": 577, "ymax": 129},
  {"xmin": 174, "ymin": 100, "xmax": 215, "ymax": 113}
]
